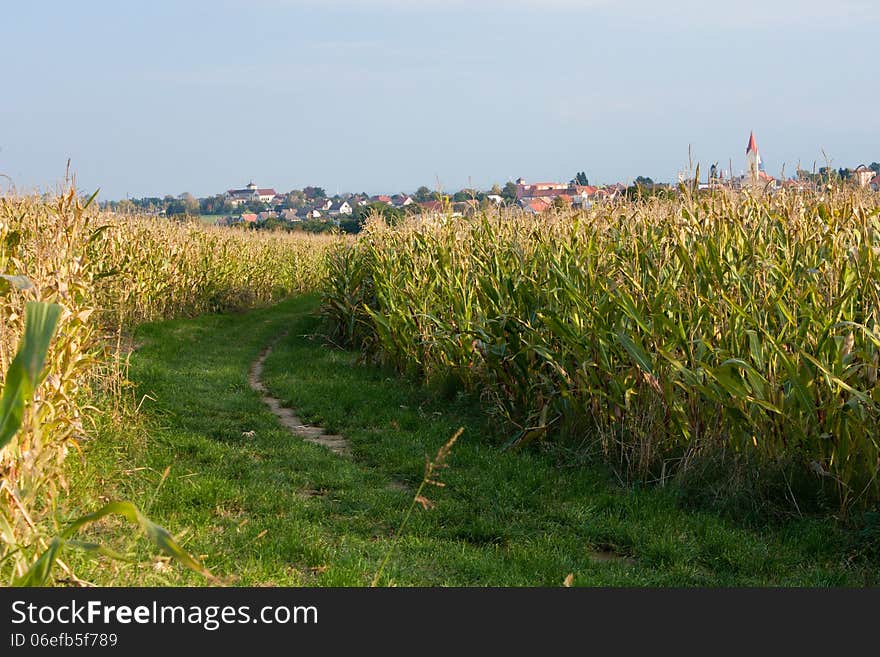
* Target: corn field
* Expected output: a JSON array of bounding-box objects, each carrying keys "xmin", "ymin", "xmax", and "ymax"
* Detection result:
[
  {"xmin": 323, "ymin": 188, "xmax": 880, "ymax": 510},
  {"xmin": 0, "ymin": 189, "xmax": 336, "ymax": 582}
]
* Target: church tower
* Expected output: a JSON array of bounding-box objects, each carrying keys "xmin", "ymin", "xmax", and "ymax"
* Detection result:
[{"xmin": 746, "ymin": 131, "xmax": 761, "ymax": 183}]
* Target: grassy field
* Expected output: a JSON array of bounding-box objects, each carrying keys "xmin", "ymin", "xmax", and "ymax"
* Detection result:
[
  {"xmin": 198, "ymin": 214, "xmax": 227, "ymax": 226},
  {"xmin": 65, "ymin": 296, "xmax": 877, "ymax": 586}
]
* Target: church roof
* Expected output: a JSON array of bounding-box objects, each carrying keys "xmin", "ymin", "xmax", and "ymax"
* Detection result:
[{"xmin": 746, "ymin": 131, "xmax": 758, "ymax": 154}]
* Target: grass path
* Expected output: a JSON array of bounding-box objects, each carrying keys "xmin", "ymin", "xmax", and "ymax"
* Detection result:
[
  {"xmin": 68, "ymin": 295, "xmax": 875, "ymax": 586},
  {"xmin": 249, "ymin": 330, "xmax": 351, "ymax": 456}
]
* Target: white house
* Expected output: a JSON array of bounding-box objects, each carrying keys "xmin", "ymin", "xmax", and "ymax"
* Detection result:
[
  {"xmin": 391, "ymin": 194, "xmax": 414, "ymax": 208},
  {"xmin": 853, "ymin": 165, "xmax": 874, "ymax": 188},
  {"xmin": 571, "ymin": 192, "xmax": 592, "ymax": 208},
  {"xmin": 328, "ymin": 200, "xmax": 353, "ymax": 216},
  {"xmin": 225, "ymin": 181, "xmax": 278, "ymax": 206}
]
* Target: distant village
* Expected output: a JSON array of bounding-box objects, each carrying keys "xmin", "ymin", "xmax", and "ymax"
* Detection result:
[
  {"xmin": 102, "ymin": 132, "xmax": 880, "ymax": 231},
  {"xmin": 213, "ymin": 178, "xmax": 634, "ymax": 225}
]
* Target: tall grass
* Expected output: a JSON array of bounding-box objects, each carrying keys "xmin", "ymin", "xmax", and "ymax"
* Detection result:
[
  {"xmin": 323, "ymin": 187, "xmax": 880, "ymax": 511},
  {"xmin": 0, "ymin": 188, "xmax": 336, "ymax": 582}
]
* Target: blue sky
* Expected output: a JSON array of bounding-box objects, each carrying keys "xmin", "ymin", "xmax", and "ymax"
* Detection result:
[{"xmin": 2, "ymin": 0, "xmax": 878, "ymax": 199}]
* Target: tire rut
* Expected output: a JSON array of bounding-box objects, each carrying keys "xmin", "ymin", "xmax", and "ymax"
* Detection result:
[{"xmin": 248, "ymin": 333, "xmax": 351, "ymax": 457}]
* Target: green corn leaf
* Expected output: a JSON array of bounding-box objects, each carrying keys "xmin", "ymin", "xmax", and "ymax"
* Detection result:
[
  {"xmin": 746, "ymin": 330, "xmax": 765, "ymax": 370},
  {"xmin": 616, "ymin": 331, "xmax": 654, "ymax": 375},
  {"xmin": 709, "ymin": 365, "xmax": 749, "ymax": 400},
  {"xmin": 722, "ymin": 358, "xmax": 770, "ymax": 401},
  {"xmin": 0, "ymin": 274, "xmax": 32, "ymax": 291},
  {"xmin": 62, "ymin": 500, "xmax": 209, "ymax": 576},
  {"xmin": 64, "ymin": 540, "xmax": 131, "ymax": 562},
  {"xmin": 800, "ymin": 352, "xmax": 874, "ymax": 406},
  {"xmin": 0, "ymin": 301, "xmax": 62, "ymax": 450},
  {"xmin": 14, "ymin": 538, "xmax": 64, "ymax": 587},
  {"xmin": 14, "ymin": 500, "xmax": 211, "ymax": 587},
  {"xmin": 82, "ymin": 187, "xmax": 100, "ymax": 209},
  {"xmin": 4, "ymin": 230, "xmax": 21, "ymax": 249}
]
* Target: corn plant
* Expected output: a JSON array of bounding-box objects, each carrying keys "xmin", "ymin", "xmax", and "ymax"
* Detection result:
[
  {"xmin": 323, "ymin": 188, "xmax": 880, "ymax": 511},
  {"xmin": 1, "ymin": 188, "xmax": 336, "ymax": 583},
  {"xmin": 0, "ymin": 301, "xmax": 209, "ymax": 585}
]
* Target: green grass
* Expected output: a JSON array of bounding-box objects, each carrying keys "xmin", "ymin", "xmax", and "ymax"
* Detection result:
[
  {"xmin": 66, "ymin": 296, "xmax": 877, "ymax": 585},
  {"xmin": 197, "ymin": 214, "xmax": 227, "ymax": 225}
]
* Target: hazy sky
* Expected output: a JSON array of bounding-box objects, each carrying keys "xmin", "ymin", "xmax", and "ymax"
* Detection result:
[{"xmin": 3, "ymin": 0, "xmax": 878, "ymax": 199}]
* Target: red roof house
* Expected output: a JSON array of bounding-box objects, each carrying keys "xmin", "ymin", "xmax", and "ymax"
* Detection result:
[{"xmin": 522, "ymin": 198, "xmax": 550, "ymax": 214}]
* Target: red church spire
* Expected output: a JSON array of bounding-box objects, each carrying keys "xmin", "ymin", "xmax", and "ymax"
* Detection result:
[{"xmin": 746, "ymin": 131, "xmax": 758, "ymax": 154}]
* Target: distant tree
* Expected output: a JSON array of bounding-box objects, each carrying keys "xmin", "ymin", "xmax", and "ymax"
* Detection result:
[
  {"xmin": 167, "ymin": 193, "xmax": 199, "ymax": 216},
  {"xmin": 413, "ymin": 186, "xmax": 433, "ymax": 203},
  {"xmin": 818, "ymin": 167, "xmax": 840, "ymax": 182},
  {"xmin": 258, "ymin": 216, "xmax": 287, "ymax": 232},
  {"xmin": 284, "ymin": 190, "xmax": 305, "ymax": 209},
  {"xmin": 166, "ymin": 202, "xmax": 184, "ymax": 216},
  {"xmin": 337, "ymin": 217, "xmax": 362, "ymax": 234},
  {"xmin": 490, "ymin": 183, "xmax": 502, "ymax": 196},
  {"xmin": 200, "ymin": 194, "xmax": 231, "ymax": 215},
  {"xmin": 501, "ymin": 181, "xmax": 518, "ymax": 203},
  {"xmin": 243, "ymin": 199, "xmax": 268, "ymax": 213},
  {"xmin": 303, "ymin": 186, "xmax": 326, "ymax": 200},
  {"xmin": 293, "ymin": 219, "xmax": 336, "ymax": 234},
  {"xmin": 626, "ymin": 180, "xmax": 673, "ymax": 200},
  {"xmin": 452, "ymin": 188, "xmax": 482, "ymax": 203},
  {"xmin": 571, "ymin": 171, "xmax": 589, "ymax": 186},
  {"xmin": 552, "ymin": 196, "xmax": 571, "ymax": 210},
  {"xmin": 796, "ymin": 169, "xmax": 819, "ymax": 184},
  {"xmin": 116, "ymin": 199, "xmax": 135, "ymax": 214},
  {"xmin": 870, "ymin": 162, "xmax": 880, "ymax": 174},
  {"xmin": 353, "ymin": 202, "xmax": 405, "ymax": 226},
  {"xmin": 182, "ymin": 193, "xmax": 199, "ymax": 214}
]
